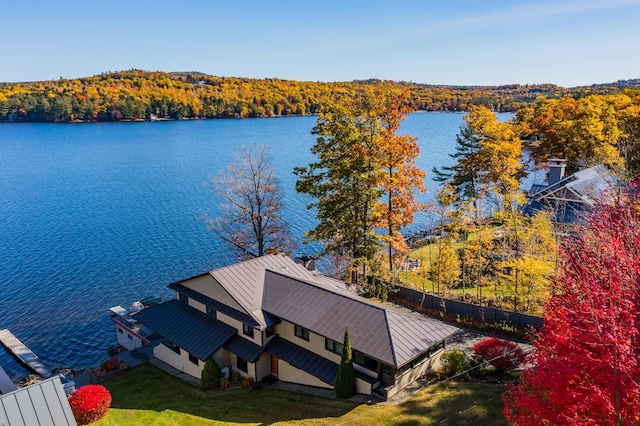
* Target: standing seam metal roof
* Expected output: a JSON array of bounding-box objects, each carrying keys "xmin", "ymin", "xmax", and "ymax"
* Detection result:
[
  {"xmin": 133, "ymin": 299, "xmax": 236, "ymax": 360},
  {"xmin": 262, "ymin": 270, "xmax": 459, "ymax": 367},
  {"xmin": 0, "ymin": 376, "xmax": 76, "ymax": 426},
  {"xmin": 267, "ymin": 336, "xmax": 339, "ymax": 385},
  {"xmin": 209, "ymin": 255, "xmax": 327, "ymax": 329}
]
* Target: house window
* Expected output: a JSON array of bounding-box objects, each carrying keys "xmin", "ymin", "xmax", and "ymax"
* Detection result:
[
  {"xmin": 325, "ymin": 338, "xmax": 343, "ymax": 355},
  {"xmin": 188, "ymin": 354, "xmax": 199, "ymax": 365},
  {"xmin": 170, "ymin": 343, "xmax": 181, "ymax": 354},
  {"xmin": 265, "ymin": 325, "xmax": 275, "ymax": 337},
  {"xmin": 127, "ymin": 334, "xmax": 133, "ymax": 341},
  {"xmin": 117, "ymin": 327, "xmax": 123, "ymax": 334},
  {"xmin": 237, "ymin": 356, "xmax": 248, "ymax": 373},
  {"xmin": 243, "ymin": 323, "xmax": 254, "ymax": 338},
  {"xmin": 206, "ymin": 306, "xmax": 216, "ymax": 318},
  {"xmin": 353, "ymin": 350, "xmax": 378, "ymax": 371},
  {"xmin": 294, "ymin": 324, "xmax": 309, "ymax": 341},
  {"xmin": 179, "ymin": 293, "xmax": 189, "ymax": 304}
]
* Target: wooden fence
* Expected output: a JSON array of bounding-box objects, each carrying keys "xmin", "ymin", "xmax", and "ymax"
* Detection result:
[{"xmin": 392, "ymin": 285, "xmax": 544, "ymax": 330}]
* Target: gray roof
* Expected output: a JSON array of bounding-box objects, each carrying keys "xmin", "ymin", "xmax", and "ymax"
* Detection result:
[
  {"xmin": 262, "ymin": 270, "xmax": 459, "ymax": 367},
  {"xmin": 0, "ymin": 376, "xmax": 76, "ymax": 426},
  {"xmin": 268, "ymin": 337, "xmax": 338, "ymax": 385},
  {"xmin": 524, "ymin": 165, "xmax": 618, "ymax": 224},
  {"xmin": 223, "ymin": 335, "xmax": 268, "ymax": 363},
  {"xmin": 208, "ymin": 254, "xmax": 336, "ymax": 329},
  {"xmin": 134, "ymin": 299, "xmax": 236, "ymax": 360}
]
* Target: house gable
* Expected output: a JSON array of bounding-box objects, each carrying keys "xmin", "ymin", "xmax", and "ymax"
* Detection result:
[{"xmin": 178, "ymin": 273, "xmax": 245, "ymax": 313}]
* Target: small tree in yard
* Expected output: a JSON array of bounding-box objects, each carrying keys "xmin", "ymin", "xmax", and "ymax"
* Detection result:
[
  {"xmin": 68, "ymin": 384, "xmax": 112, "ymax": 425},
  {"xmin": 201, "ymin": 357, "xmax": 222, "ymax": 390},
  {"xmin": 503, "ymin": 184, "xmax": 640, "ymax": 425},
  {"xmin": 472, "ymin": 337, "xmax": 525, "ymax": 373},
  {"xmin": 334, "ymin": 326, "xmax": 355, "ymax": 398},
  {"xmin": 439, "ymin": 349, "xmax": 469, "ymax": 379}
]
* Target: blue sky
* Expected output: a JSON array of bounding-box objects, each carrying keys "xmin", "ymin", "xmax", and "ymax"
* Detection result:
[{"xmin": 2, "ymin": 0, "xmax": 639, "ymax": 86}]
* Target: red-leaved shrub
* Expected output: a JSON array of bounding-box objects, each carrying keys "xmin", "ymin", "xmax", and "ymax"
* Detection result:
[
  {"xmin": 68, "ymin": 384, "xmax": 112, "ymax": 425},
  {"xmin": 472, "ymin": 337, "xmax": 525, "ymax": 372}
]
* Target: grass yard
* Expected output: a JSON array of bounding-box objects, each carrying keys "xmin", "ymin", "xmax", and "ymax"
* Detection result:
[{"xmin": 95, "ymin": 363, "xmax": 508, "ymax": 425}]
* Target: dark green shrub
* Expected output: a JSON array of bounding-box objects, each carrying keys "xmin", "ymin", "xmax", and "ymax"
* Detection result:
[
  {"xmin": 334, "ymin": 326, "xmax": 355, "ymax": 398},
  {"xmin": 201, "ymin": 357, "xmax": 222, "ymax": 390},
  {"xmin": 440, "ymin": 349, "xmax": 469, "ymax": 379}
]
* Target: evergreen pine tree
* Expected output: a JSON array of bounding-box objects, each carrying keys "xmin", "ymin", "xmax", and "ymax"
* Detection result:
[
  {"xmin": 201, "ymin": 357, "xmax": 222, "ymax": 390},
  {"xmin": 334, "ymin": 326, "xmax": 356, "ymax": 398}
]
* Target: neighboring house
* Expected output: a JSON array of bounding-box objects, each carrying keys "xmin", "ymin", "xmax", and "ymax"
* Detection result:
[
  {"xmin": 130, "ymin": 254, "xmax": 459, "ymax": 400},
  {"xmin": 523, "ymin": 159, "xmax": 619, "ymax": 226},
  {"xmin": 0, "ymin": 375, "xmax": 77, "ymax": 426}
]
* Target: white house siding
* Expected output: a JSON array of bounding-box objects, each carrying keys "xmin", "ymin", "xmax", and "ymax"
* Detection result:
[
  {"xmin": 185, "ymin": 275, "xmax": 245, "ymax": 312},
  {"xmin": 355, "ymin": 377, "xmax": 373, "ymax": 395},
  {"xmin": 277, "ymin": 360, "xmax": 333, "ymax": 390},
  {"xmin": 115, "ymin": 326, "xmax": 144, "ymax": 351},
  {"xmin": 255, "ymin": 352, "xmax": 271, "ymax": 382},
  {"xmin": 386, "ymin": 352, "xmax": 443, "ymax": 400},
  {"xmin": 154, "ymin": 344, "xmax": 203, "ymax": 379},
  {"xmin": 278, "ymin": 320, "xmax": 341, "ymax": 364},
  {"xmin": 188, "ymin": 298, "xmax": 206, "ymax": 314},
  {"xmin": 216, "ymin": 312, "xmax": 261, "ymax": 346}
]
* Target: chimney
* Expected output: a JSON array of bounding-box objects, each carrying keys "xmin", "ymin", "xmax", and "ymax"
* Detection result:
[
  {"xmin": 547, "ymin": 159, "xmax": 567, "ymax": 185},
  {"xmin": 294, "ymin": 255, "xmax": 315, "ymax": 271}
]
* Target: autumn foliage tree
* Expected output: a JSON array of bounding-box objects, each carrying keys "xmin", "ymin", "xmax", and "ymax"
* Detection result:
[
  {"xmin": 503, "ymin": 184, "xmax": 640, "ymax": 425},
  {"xmin": 295, "ymin": 88, "xmax": 425, "ymax": 283},
  {"xmin": 375, "ymin": 90, "xmax": 426, "ymax": 273},
  {"xmin": 204, "ymin": 145, "xmax": 296, "ymax": 259}
]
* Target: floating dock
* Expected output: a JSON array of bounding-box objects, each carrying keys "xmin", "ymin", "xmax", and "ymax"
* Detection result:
[{"xmin": 0, "ymin": 329, "xmax": 51, "ymax": 378}]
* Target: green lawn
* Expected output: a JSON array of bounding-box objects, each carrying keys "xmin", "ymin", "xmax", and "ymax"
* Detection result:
[{"xmin": 95, "ymin": 363, "xmax": 509, "ymax": 425}]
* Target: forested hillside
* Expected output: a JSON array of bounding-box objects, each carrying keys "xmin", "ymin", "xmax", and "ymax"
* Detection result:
[{"xmin": 0, "ymin": 70, "xmax": 636, "ymax": 122}]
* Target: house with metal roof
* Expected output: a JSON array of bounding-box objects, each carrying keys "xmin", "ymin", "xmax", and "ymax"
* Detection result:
[
  {"xmin": 0, "ymin": 375, "xmax": 77, "ymax": 426},
  {"xmin": 132, "ymin": 254, "xmax": 459, "ymax": 400},
  {"xmin": 523, "ymin": 159, "xmax": 619, "ymax": 225}
]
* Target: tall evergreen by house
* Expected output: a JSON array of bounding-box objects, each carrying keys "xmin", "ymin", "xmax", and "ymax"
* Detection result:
[{"xmin": 334, "ymin": 326, "xmax": 355, "ymax": 398}]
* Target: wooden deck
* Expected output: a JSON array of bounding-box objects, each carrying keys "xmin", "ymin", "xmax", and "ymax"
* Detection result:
[{"xmin": 0, "ymin": 329, "xmax": 52, "ymax": 378}]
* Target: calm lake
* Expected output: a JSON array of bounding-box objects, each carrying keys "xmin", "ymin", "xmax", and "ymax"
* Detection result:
[{"xmin": 0, "ymin": 113, "xmax": 518, "ymax": 376}]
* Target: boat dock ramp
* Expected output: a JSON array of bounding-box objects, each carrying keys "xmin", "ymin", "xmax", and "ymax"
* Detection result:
[{"xmin": 0, "ymin": 329, "xmax": 52, "ymax": 379}]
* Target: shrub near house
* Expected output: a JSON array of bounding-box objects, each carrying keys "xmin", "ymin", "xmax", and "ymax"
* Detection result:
[{"xmin": 68, "ymin": 384, "xmax": 112, "ymax": 425}]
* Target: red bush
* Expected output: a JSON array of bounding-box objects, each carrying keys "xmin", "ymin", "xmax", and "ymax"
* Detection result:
[
  {"xmin": 68, "ymin": 384, "xmax": 112, "ymax": 425},
  {"xmin": 472, "ymin": 337, "xmax": 525, "ymax": 372}
]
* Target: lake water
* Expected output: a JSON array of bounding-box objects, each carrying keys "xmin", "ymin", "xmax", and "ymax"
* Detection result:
[{"xmin": 0, "ymin": 113, "xmax": 519, "ymax": 376}]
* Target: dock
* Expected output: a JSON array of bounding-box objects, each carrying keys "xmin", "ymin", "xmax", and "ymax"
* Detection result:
[{"xmin": 0, "ymin": 329, "xmax": 52, "ymax": 378}]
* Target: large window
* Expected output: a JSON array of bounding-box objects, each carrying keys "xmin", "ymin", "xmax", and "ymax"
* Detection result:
[
  {"xmin": 325, "ymin": 338, "xmax": 343, "ymax": 355},
  {"xmin": 294, "ymin": 324, "xmax": 309, "ymax": 341},
  {"xmin": 237, "ymin": 356, "xmax": 248, "ymax": 373},
  {"xmin": 243, "ymin": 323, "xmax": 254, "ymax": 338}
]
